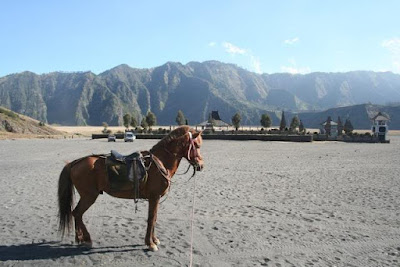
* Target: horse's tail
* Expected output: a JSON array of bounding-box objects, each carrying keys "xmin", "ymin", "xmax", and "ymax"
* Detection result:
[{"xmin": 58, "ymin": 162, "xmax": 74, "ymax": 238}]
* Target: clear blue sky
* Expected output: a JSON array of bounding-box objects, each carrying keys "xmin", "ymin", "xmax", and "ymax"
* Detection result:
[{"xmin": 1, "ymin": 0, "xmax": 399, "ymax": 76}]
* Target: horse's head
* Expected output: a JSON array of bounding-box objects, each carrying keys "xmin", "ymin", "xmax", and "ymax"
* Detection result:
[
  {"xmin": 184, "ymin": 130, "xmax": 204, "ymax": 171},
  {"xmin": 157, "ymin": 126, "xmax": 204, "ymax": 171}
]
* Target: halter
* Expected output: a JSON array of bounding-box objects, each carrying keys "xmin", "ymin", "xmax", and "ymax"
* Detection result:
[
  {"xmin": 187, "ymin": 132, "xmax": 199, "ymax": 161},
  {"xmin": 162, "ymin": 131, "xmax": 199, "ymax": 163}
]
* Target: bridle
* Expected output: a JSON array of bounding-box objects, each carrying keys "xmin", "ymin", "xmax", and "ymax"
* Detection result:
[
  {"xmin": 163, "ymin": 131, "xmax": 201, "ymax": 170},
  {"xmin": 186, "ymin": 132, "xmax": 199, "ymax": 162}
]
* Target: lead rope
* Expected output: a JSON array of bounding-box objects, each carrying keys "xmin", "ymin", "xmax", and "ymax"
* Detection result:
[{"xmin": 189, "ymin": 174, "xmax": 196, "ymax": 267}]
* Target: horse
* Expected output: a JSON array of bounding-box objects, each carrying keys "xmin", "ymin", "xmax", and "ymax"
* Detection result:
[{"xmin": 57, "ymin": 126, "xmax": 204, "ymax": 251}]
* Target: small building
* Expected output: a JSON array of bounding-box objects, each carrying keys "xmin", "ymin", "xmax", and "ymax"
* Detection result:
[
  {"xmin": 198, "ymin": 111, "xmax": 231, "ymax": 130},
  {"xmin": 320, "ymin": 116, "xmax": 338, "ymax": 137},
  {"xmin": 371, "ymin": 112, "xmax": 389, "ymax": 142}
]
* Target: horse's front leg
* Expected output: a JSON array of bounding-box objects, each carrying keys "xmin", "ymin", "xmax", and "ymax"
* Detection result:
[
  {"xmin": 145, "ymin": 196, "xmax": 160, "ymax": 251},
  {"xmin": 153, "ymin": 210, "xmax": 160, "ymax": 246}
]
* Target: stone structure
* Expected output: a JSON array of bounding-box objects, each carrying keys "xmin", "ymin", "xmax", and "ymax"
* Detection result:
[
  {"xmin": 371, "ymin": 112, "xmax": 390, "ymax": 142},
  {"xmin": 320, "ymin": 116, "xmax": 338, "ymax": 137},
  {"xmin": 198, "ymin": 111, "xmax": 231, "ymax": 129}
]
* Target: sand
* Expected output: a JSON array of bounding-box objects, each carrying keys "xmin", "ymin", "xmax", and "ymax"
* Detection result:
[{"xmin": 1, "ymin": 137, "xmax": 400, "ymax": 266}]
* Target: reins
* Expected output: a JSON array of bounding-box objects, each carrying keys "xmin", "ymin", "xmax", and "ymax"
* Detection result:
[{"xmin": 188, "ymin": 174, "xmax": 196, "ymax": 267}]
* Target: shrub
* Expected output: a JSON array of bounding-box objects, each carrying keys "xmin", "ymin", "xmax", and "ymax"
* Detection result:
[{"xmin": 0, "ymin": 107, "xmax": 18, "ymax": 119}]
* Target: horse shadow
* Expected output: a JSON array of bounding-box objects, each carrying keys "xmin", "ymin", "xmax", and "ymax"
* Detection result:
[{"xmin": 0, "ymin": 241, "xmax": 145, "ymax": 261}]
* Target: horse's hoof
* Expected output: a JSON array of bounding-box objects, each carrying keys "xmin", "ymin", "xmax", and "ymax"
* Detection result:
[
  {"xmin": 148, "ymin": 244, "xmax": 158, "ymax": 252},
  {"xmin": 153, "ymin": 238, "xmax": 160, "ymax": 245}
]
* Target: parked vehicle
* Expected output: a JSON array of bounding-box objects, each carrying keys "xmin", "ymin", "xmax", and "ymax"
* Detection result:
[
  {"xmin": 124, "ymin": 131, "xmax": 136, "ymax": 142},
  {"xmin": 108, "ymin": 134, "xmax": 116, "ymax": 142}
]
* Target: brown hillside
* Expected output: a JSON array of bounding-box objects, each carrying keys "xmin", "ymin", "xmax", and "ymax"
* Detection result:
[{"xmin": 0, "ymin": 106, "xmax": 63, "ymax": 138}]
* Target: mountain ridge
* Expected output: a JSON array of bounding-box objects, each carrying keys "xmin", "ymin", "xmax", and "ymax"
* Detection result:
[{"xmin": 1, "ymin": 61, "xmax": 400, "ymax": 128}]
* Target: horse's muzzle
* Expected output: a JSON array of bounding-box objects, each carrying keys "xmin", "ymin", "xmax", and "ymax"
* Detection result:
[
  {"xmin": 195, "ymin": 163, "xmax": 204, "ymax": 171},
  {"xmin": 189, "ymin": 157, "xmax": 204, "ymax": 172}
]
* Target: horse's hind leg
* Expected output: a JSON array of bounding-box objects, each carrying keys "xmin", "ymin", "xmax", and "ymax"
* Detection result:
[{"xmin": 72, "ymin": 195, "xmax": 98, "ymax": 247}]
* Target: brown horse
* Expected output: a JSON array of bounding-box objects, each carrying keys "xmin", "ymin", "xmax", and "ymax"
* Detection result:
[{"xmin": 57, "ymin": 126, "xmax": 204, "ymax": 251}]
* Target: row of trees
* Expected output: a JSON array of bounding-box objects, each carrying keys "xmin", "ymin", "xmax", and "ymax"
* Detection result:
[
  {"xmin": 231, "ymin": 111, "xmax": 304, "ymax": 132},
  {"xmin": 101, "ymin": 109, "xmax": 357, "ymax": 137},
  {"xmin": 121, "ymin": 109, "xmax": 188, "ymax": 130},
  {"xmin": 232, "ymin": 112, "xmax": 354, "ymax": 135},
  {"xmin": 119, "ymin": 110, "xmax": 303, "ymax": 131},
  {"xmin": 118, "ymin": 110, "xmax": 353, "ymax": 135},
  {"xmin": 122, "ymin": 111, "xmax": 157, "ymax": 130},
  {"xmin": 324, "ymin": 116, "xmax": 354, "ymax": 135}
]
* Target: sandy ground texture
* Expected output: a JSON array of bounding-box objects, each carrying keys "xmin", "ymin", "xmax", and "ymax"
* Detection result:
[{"xmin": 1, "ymin": 137, "xmax": 400, "ymax": 266}]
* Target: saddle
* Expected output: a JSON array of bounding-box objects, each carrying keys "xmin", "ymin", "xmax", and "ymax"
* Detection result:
[
  {"xmin": 105, "ymin": 150, "xmax": 171, "ymax": 200},
  {"xmin": 106, "ymin": 150, "xmax": 148, "ymax": 198}
]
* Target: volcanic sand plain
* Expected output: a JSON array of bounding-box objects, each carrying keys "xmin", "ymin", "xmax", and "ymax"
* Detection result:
[{"xmin": 0, "ymin": 137, "xmax": 400, "ymax": 266}]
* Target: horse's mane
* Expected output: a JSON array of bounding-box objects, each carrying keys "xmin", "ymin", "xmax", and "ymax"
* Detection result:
[{"xmin": 150, "ymin": 126, "xmax": 191, "ymax": 153}]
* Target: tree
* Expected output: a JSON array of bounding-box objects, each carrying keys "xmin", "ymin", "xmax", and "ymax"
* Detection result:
[
  {"xmin": 324, "ymin": 116, "xmax": 332, "ymax": 135},
  {"xmin": 337, "ymin": 116, "xmax": 343, "ymax": 135},
  {"xmin": 344, "ymin": 119, "xmax": 354, "ymax": 134},
  {"xmin": 175, "ymin": 110, "xmax": 186, "ymax": 126},
  {"xmin": 102, "ymin": 122, "xmax": 109, "ymax": 134},
  {"xmin": 289, "ymin": 115, "xmax": 300, "ymax": 132},
  {"xmin": 279, "ymin": 111, "xmax": 287, "ymax": 131},
  {"xmin": 231, "ymin": 112, "xmax": 241, "ymax": 131},
  {"xmin": 146, "ymin": 111, "xmax": 157, "ymax": 130},
  {"xmin": 299, "ymin": 120, "xmax": 306, "ymax": 133},
  {"xmin": 123, "ymin": 113, "xmax": 131, "ymax": 129},
  {"xmin": 141, "ymin": 117, "xmax": 148, "ymax": 130},
  {"xmin": 130, "ymin": 115, "xmax": 137, "ymax": 128},
  {"xmin": 208, "ymin": 113, "xmax": 216, "ymax": 128},
  {"xmin": 260, "ymin": 113, "xmax": 271, "ymax": 128}
]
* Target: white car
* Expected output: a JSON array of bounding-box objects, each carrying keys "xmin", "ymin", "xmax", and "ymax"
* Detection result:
[
  {"xmin": 124, "ymin": 132, "xmax": 136, "ymax": 142},
  {"xmin": 107, "ymin": 134, "xmax": 116, "ymax": 142}
]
